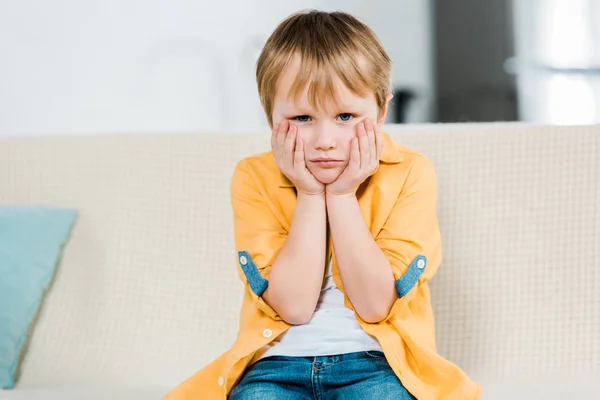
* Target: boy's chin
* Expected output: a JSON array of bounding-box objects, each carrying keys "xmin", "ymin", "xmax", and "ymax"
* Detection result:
[{"xmin": 313, "ymin": 169, "xmax": 343, "ymax": 185}]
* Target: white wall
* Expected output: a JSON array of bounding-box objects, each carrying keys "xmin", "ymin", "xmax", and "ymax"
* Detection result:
[
  {"xmin": 512, "ymin": 0, "xmax": 600, "ymax": 124},
  {"xmin": 0, "ymin": 0, "xmax": 433, "ymax": 137}
]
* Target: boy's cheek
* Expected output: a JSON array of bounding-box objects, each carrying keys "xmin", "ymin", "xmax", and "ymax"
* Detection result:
[
  {"xmin": 345, "ymin": 122, "xmax": 360, "ymax": 137},
  {"xmin": 353, "ymin": 117, "xmax": 367, "ymax": 132},
  {"xmin": 294, "ymin": 124, "xmax": 310, "ymax": 139}
]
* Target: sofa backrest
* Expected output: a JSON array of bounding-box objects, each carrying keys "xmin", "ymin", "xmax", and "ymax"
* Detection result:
[{"xmin": 1, "ymin": 123, "xmax": 598, "ymax": 389}]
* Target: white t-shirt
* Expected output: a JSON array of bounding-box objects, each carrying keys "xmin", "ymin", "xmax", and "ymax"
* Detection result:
[{"xmin": 254, "ymin": 259, "xmax": 382, "ymax": 360}]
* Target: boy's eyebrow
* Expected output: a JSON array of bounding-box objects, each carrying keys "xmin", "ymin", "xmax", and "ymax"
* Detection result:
[
  {"xmin": 286, "ymin": 107, "xmax": 314, "ymax": 115},
  {"xmin": 286, "ymin": 105, "xmax": 361, "ymax": 115}
]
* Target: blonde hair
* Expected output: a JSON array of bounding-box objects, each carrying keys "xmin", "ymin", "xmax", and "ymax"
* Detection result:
[{"xmin": 256, "ymin": 10, "xmax": 392, "ymax": 125}]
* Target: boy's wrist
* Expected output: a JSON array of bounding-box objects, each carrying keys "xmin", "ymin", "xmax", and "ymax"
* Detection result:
[
  {"xmin": 297, "ymin": 191, "xmax": 326, "ymax": 202},
  {"xmin": 325, "ymin": 191, "xmax": 357, "ymax": 202},
  {"xmin": 325, "ymin": 191, "xmax": 359, "ymax": 211}
]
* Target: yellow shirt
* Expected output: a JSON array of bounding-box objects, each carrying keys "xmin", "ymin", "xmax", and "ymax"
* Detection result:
[{"xmin": 165, "ymin": 133, "xmax": 482, "ymax": 400}]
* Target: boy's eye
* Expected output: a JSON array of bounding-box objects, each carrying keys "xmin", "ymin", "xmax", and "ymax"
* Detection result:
[
  {"xmin": 338, "ymin": 113, "xmax": 353, "ymax": 122},
  {"xmin": 294, "ymin": 115, "xmax": 311, "ymax": 122}
]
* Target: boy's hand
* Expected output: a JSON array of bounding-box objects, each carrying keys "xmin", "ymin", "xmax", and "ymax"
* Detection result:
[
  {"xmin": 272, "ymin": 119, "xmax": 325, "ymax": 195},
  {"xmin": 326, "ymin": 118, "xmax": 382, "ymax": 196}
]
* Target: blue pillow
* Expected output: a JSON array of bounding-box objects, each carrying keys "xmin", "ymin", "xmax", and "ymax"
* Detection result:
[{"xmin": 0, "ymin": 207, "xmax": 77, "ymax": 389}]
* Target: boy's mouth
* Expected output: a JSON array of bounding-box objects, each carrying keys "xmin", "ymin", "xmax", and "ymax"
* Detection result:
[{"xmin": 310, "ymin": 158, "xmax": 344, "ymax": 167}]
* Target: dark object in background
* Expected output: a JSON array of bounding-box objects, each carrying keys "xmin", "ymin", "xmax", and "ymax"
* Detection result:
[
  {"xmin": 433, "ymin": 0, "xmax": 518, "ymax": 122},
  {"xmin": 391, "ymin": 88, "xmax": 415, "ymax": 124}
]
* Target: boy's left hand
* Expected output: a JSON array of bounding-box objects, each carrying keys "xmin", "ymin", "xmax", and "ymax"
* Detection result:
[{"xmin": 326, "ymin": 118, "xmax": 383, "ymax": 196}]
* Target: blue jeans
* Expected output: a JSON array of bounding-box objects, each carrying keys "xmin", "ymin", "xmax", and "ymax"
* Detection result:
[{"xmin": 228, "ymin": 351, "xmax": 416, "ymax": 400}]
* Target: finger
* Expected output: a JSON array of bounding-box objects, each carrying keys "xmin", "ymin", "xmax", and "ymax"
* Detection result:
[
  {"xmin": 294, "ymin": 136, "xmax": 305, "ymax": 170},
  {"xmin": 271, "ymin": 123, "xmax": 279, "ymax": 154},
  {"xmin": 277, "ymin": 120, "xmax": 288, "ymax": 155},
  {"xmin": 365, "ymin": 118, "xmax": 376, "ymax": 167},
  {"xmin": 283, "ymin": 123, "xmax": 296, "ymax": 171},
  {"xmin": 349, "ymin": 136, "xmax": 361, "ymax": 172},
  {"xmin": 358, "ymin": 120, "xmax": 369, "ymax": 170},
  {"xmin": 374, "ymin": 121, "xmax": 383, "ymax": 160},
  {"xmin": 277, "ymin": 120, "xmax": 289, "ymax": 165},
  {"xmin": 355, "ymin": 121, "xmax": 366, "ymax": 169}
]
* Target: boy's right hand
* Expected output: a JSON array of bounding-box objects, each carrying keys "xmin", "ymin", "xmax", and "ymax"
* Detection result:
[{"xmin": 272, "ymin": 120, "xmax": 324, "ymax": 195}]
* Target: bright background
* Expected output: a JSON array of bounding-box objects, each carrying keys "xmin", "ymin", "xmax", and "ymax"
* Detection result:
[{"xmin": 2, "ymin": 0, "xmax": 599, "ymax": 137}]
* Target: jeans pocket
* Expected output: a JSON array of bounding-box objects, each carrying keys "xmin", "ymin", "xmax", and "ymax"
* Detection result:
[{"xmin": 363, "ymin": 351, "xmax": 386, "ymax": 359}]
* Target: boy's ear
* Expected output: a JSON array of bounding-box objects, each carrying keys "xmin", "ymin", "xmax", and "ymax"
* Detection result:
[{"xmin": 378, "ymin": 93, "xmax": 394, "ymax": 125}]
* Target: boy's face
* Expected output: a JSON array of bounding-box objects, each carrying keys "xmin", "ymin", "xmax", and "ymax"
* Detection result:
[{"xmin": 271, "ymin": 56, "xmax": 391, "ymax": 185}]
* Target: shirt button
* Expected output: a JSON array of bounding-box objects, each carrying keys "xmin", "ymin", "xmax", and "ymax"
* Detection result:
[
  {"xmin": 239, "ymin": 255, "xmax": 248, "ymax": 265},
  {"xmin": 262, "ymin": 328, "xmax": 273, "ymax": 338},
  {"xmin": 217, "ymin": 376, "xmax": 224, "ymax": 386},
  {"xmin": 417, "ymin": 259, "xmax": 426, "ymax": 269}
]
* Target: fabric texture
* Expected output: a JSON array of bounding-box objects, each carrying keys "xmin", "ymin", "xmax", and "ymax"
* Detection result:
[
  {"xmin": 0, "ymin": 123, "xmax": 598, "ymax": 398},
  {"xmin": 0, "ymin": 386, "xmax": 166, "ymax": 399},
  {"xmin": 395, "ymin": 255, "xmax": 427, "ymax": 297},
  {"xmin": 228, "ymin": 351, "xmax": 415, "ymax": 400},
  {"xmin": 0, "ymin": 207, "xmax": 76, "ymax": 389}
]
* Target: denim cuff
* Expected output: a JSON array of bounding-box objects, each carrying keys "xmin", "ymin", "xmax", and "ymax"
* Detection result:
[
  {"xmin": 238, "ymin": 250, "xmax": 269, "ymax": 296},
  {"xmin": 395, "ymin": 255, "xmax": 427, "ymax": 298}
]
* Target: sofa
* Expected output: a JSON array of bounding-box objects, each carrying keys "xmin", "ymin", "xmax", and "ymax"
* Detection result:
[{"xmin": 0, "ymin": 122, "xmax": 598, "ymax": 399}]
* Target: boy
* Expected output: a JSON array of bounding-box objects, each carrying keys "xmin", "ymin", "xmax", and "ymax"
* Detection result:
[{"xmin": 167, "ymin": 10, "xmax": 481, "ymax": 399}]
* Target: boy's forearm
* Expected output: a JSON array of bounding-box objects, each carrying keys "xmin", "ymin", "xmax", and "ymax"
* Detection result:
[
  {"xmin": 326, "ymin": 192, "xmax": 397, "ymax": 323},
  {"xmin": 264, "ymin": 192, "xmax": 327, "ymax": 325}
]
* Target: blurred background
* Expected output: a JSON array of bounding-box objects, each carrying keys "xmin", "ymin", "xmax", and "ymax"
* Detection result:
[{"xmin": 1, "ymin": 0, "xmax": 600, "ymax": 137}]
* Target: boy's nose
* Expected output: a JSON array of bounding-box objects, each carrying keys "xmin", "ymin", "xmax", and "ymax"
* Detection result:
[{"xmin": 314, "ymin": 124, "xmax": 336, "ymax": 150}]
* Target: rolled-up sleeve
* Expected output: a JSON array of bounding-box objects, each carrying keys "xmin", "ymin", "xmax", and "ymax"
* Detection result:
[
  {"xmin": 375, "ymin": 156, "xmax": 442, "ymax": 308},
  {"xmin": 230, "ymin": 160, "xmax": 286, "ymax": 320}
]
